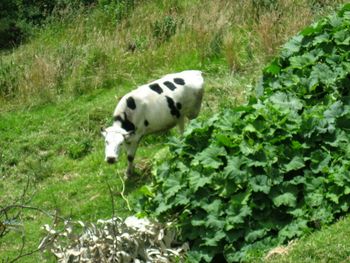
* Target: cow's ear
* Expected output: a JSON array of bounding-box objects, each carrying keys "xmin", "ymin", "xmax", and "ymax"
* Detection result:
[
  {"xmin": 122, "ymin": 131, "xmax": 132, "ymax": 140},
  {"xmin": 101, "ymin": 127, "xmax": 107, "ymax": 137}
]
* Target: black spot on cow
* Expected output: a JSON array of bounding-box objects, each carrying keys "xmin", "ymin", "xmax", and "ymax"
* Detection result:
[
  {"xmin": 174, "ymin": 78, "xmax": 185, "ymax": 85},
  {"xmin": 144, "ymin": 120, "xmax": 149, "ymax": 126},
  {"xmin": 126, "ymin": 96, "xmax": 136, "ymax": 110},
  {"xmin": 163, "ymin": 81, "xmax": 177, "ymax": 91},
  {"xmin": 123, "ymin": 113, "xmax": 136, "ymax": 132},
  {"xmin": 114, "ymin": 115, "xmax": 122, "ymax": 122},
  {"xmin": 113, "ymin": 113, "xmax": 136, "ymax": 132},
  {"xmin": 166, "ymin": 96, "xmax": 181, "ymax": 118},
  {"xmin": 176, "ymin": 102, "xmax": 182, "ymax": 110},
  {"xmin": 149, "ymin": 83, "xmax": 163, "ymax": 94}
]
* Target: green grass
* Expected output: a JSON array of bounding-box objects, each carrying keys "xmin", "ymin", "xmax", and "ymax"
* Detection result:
[
  {"xmin": 259, "ymin": 216, "xmax": 350, "ymax": 263},
  {"xmin": 0, "ymin": 89, "xmax": 129, "ymax": 262},
  {"xmin": 1, "ymin": 0, "xmax": 349, "ymax": 262}
]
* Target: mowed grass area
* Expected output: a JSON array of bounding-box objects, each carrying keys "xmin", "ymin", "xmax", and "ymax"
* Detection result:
[
  {"xmin": 1, "ymin": 0, "xmax": 350, "ymax": 262},
  {"xmin": 0, "ymin": 89, "xmax": 134, "ymax": 262}
]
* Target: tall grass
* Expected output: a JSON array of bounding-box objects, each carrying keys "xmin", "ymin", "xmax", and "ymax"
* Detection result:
[{"xmin": 0, "ymin": 0, "xmax": 345, "ymax": 110}]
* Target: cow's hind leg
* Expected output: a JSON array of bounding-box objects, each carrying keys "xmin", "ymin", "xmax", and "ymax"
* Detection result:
[{"xmin": 178, "ymin": 116, "xmax": 185, "ymax": 135}]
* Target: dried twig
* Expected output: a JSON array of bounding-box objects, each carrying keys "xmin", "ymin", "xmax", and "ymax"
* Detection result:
[
  {"xmin": 118, "ymin": 172, "xmax": 131, "ymax": 211},
  {"xmin": 1, "ymin": 205, "xmax": 65, "ymax": 221},
  {"xmin": 0, "ymin": 174, "xmax": 66, "ymax": 263}
]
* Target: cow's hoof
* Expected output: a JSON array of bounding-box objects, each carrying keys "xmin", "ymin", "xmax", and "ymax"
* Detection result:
[
  {"xmin": 123, "ymin": 172, "xmax": 130, "ymax": 180},
  {"xmin": 124, "ymin": 170, "xmax": 135, "ymax": 180}
]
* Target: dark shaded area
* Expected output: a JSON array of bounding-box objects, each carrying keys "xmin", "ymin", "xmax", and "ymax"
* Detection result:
[{"xmin": 0, "ymin": 0, "xmax": 120, "ymax": 49}]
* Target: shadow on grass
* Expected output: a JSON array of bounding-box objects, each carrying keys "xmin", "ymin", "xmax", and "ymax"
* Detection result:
[{"xmin": 124, "ymin": 169, "xmax": 152, "ymax": 195}]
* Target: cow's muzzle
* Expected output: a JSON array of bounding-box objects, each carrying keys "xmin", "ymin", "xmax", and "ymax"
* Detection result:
[{"xmin": 106, "ymin": 157, "xmax": 116, "ymax": 164}]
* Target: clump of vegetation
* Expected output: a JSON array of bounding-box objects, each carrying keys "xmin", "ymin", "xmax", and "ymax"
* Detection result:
[
  {"xmin": 39, "ymin": 216, "xmax": 188, "ymax": 262},
  {"xmin": 68, "ymin": 138, "xmax": 93, "ymax": 159},
  {"xmin": 152, "ymin": 15, "xmax": 178, "ymax": 43},
  {"xmin": 140, "ymin": 3, "xmax": 350, "ymax": 262}
]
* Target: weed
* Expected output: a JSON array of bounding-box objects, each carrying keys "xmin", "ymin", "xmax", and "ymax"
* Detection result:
[
  {"xmin": 152, "ymin": 15, "xmax": 177, "ymax": 43},
  {"xmin": 99, "ymin": 0, "xmax": 135, "ymax": 23},
  {"xmin": 68, "ymin": 139, "xmax": 93, "ymax": 160}
]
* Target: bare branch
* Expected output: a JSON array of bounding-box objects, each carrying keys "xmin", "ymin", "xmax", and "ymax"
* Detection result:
[
  {"xmin": 106, "ymin": 180, "xmax": 116, "ymax": 219},
  {"xmin": 1, "ymin": 205, "xmax": 65, "ymax": 221},
  {"xmin": 1, "ymin": 193, "xmax": 66, "ymax": 262}
]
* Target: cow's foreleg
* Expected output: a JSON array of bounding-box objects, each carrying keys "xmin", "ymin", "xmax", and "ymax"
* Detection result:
[
  {"xmin": 125, "ymin": 140, "xmax": 139, "ymax": 178},
  {"xmin": 178, "ymin": 116, "xmax": 185, "ymax": 135}
]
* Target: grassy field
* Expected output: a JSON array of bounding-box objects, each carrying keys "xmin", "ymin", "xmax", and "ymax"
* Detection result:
[{"xmin": 1, "ymin": 0, "xmax": 349, "ymax": 262}]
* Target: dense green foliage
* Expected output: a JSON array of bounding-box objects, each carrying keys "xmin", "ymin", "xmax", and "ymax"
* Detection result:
[{"xmin": 141, "ymin": 3, "xmax": 350, "ymax": 262}]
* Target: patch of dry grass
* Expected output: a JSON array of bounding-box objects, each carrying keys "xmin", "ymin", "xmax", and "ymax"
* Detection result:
[{"xmin": 0, "ymin": 0, "xmax": 346, "ymax": 110}]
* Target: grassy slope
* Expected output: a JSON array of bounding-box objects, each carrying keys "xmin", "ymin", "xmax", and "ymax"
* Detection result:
[
  {"xmin": 260, "ymin": 216, "xmax": 350, "ymax": 263},
  {"xmin": 0, "ymin": 0, "xmax": 348, "ymax": 262},
  {"xmin": 0, "ymin": 61, "xmax": 249, "ymax": 262}
]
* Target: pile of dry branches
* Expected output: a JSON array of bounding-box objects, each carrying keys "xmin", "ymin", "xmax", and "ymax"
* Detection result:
[{"xmin": 39, "ymin": 216, "xmax": 188, "ymax": 262}]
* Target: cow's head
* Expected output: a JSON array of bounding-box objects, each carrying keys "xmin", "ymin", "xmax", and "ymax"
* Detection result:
[{"xmin": 101, "ymin": 126, "xmax": 129, "ymax": 164}]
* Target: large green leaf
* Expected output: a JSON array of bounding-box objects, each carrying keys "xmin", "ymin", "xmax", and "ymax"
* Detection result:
[
  {"xmin": 278, "ymin": 219, "xmax": 309, "ymax": 240},
  {"xmin": 245, "ymin": 228, "xmax": 268, "ymax": 243},
  {"xmin": 192, "ymin": 145, "xmax": 226, "ymax": 169},
  {"xmin": 249, "ymin": 175, "xmax": 271, "ymax": 194},
  {"xmin": 281, "ymin": 35, "xmax": 303, "ymax": 58},
  {"xmin": 268, "ymin": 92, "xmax": 303, "ymax": 113},
  {"xmin": 223, "ymin": 156, "xmax": 247, "ymax": 182},
  {"xmin": 188, "ymin": 170, "xmax": 212, "ymax": 192},
  {"xmin": 225, "ymin": 205, "xmax": 252, "ymax": 230},
  {"xmin": 272, "ymin": 192, "xmax": 297, "ymax": 207},
  {"xmin": 284, "ymin": 156, "xmax": 305, "ymax": 172}
]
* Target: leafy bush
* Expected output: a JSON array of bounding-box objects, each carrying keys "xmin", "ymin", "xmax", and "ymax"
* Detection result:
[{"xmin": 140, "ymin": 3, "xmax": 350, "ymax": 262}]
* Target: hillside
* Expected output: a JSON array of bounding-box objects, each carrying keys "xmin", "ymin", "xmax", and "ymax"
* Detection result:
[{"xmin": 0, "ymin": 0, "xmax": 349, "ymax": 262}]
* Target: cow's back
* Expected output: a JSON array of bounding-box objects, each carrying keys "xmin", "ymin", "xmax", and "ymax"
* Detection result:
[
  {"xmin": 113, "ymin": 70, "xmax": 204, "ymax": 134},
  {"xmin": 173, "ymin": 70, "xmax": 204, "ymax": 119}
]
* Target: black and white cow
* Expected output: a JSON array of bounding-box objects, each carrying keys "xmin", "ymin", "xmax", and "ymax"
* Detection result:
[{"xmin": 101, "ymin": 70, "xmax": 204, "ymax": 177}]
